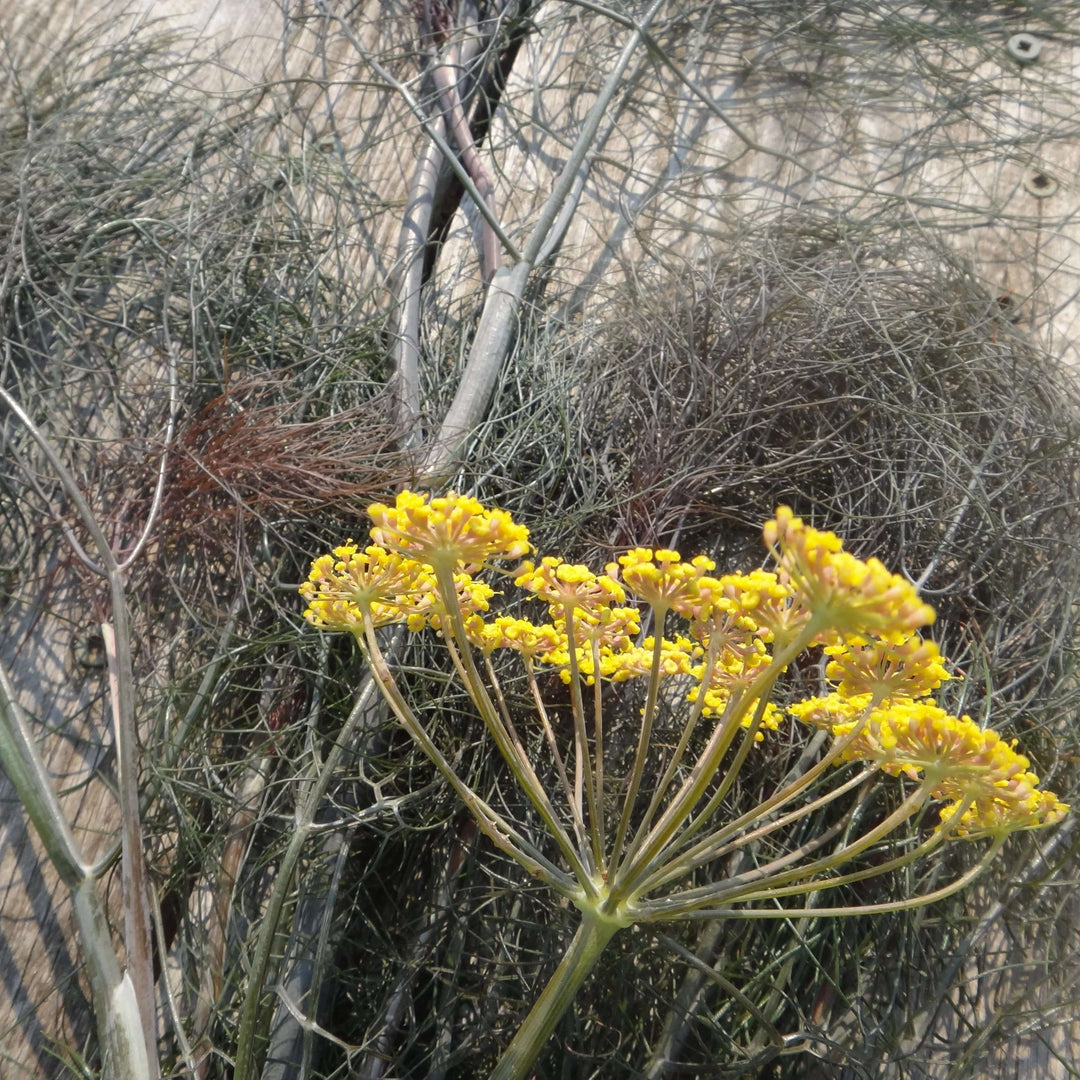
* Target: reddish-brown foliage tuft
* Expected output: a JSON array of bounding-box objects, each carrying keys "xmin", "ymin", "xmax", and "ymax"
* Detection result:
[{"xmin": 157, "ymin": 377, "xmax": 410, "ymax": 551}]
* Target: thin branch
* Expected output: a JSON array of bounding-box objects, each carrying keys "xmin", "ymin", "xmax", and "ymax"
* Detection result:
[
  {"xmin": 118, "ymin": 341, "xmax": 180, "ymax": 571},
  {"xmin": 317, "ymin": 1, "xmax": 524, "ymax": 264},
  {"xmin": 0, "ymin": 379, "xmax": 159, "ymax": 1074}
]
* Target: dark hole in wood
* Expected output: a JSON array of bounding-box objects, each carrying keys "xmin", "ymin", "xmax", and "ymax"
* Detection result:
[{"xmin": 75, "ymin": 631, "xmax": 107, "ymax": 668}]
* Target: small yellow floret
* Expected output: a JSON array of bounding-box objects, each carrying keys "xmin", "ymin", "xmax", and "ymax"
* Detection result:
[
  {"xmin": 823, "ymin": 634, "xmax": 951, "ymax": 701},
  {"xmin": 939, "ymin": 789, "xmax": 1070, "ymax": 838},
  {"xmin": 516, "ymin": 556, "xmax": 626, "ymax": 616},
  {"xmin": 764, "ymin": 507, "xmax": 935, "ymax": 638},
  {"xmin": 368, "ymin": 490, "xmax": 531, "ymax": 567},
  {"xmin": 410, "ymin": 571, "xmax": 495, "ymax": 633},
  {"xmin": 467, "ymin": 615, "xmax": 567, "ymax": 657},
  {"xmin": 299, "ymin": 543, "xmax": 434, "ymax": 632},
  {"xmin": 694, "ymin": 570, "xmax": 803, "ymax": 641},
  {"xmin": 609, "ymin": 548, "xmax": 716, "ymax": 615}
]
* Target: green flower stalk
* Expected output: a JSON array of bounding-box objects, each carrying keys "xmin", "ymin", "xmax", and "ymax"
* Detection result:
[{"xmin": 299, "ymin": 492, "xmax": 1068, "ymax": 1079}]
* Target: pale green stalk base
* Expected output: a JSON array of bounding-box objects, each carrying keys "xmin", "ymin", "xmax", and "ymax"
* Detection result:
[
  {"xmin": 0, "ymin": 661, "xmax": 151, "ymax": 1078},
  {"xmin": 489, "ymin": 910, "xmax": 623, "ymax": 1080}
]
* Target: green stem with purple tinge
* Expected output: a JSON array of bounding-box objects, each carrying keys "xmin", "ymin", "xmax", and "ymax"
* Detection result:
[{"xmin": 489, "ymin": 908, "xmax": 625, "ymax": 1080}]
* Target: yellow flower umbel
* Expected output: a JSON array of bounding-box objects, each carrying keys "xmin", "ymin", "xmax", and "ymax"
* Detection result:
[
  {"xmin": 299, "ymin": 542, "xmax": 435, "ymax": 634},
  {"xmin": 814, "ymin": 700, "xmax": 1069, "ymax": 837},
  {"xmin": 822, "ymin": 634, "xmax": 951, "ymax": 701},
  {"xmin": 764, "ymin": 506, "xmax": 935, "ymax": 639},
  {"xmin": 369, "ymin": 490, "xmax": 531, "ymax": 569},
  {"xmin": 609, "ymin": 548, "xmax": 715, "ymax": 616},
  {"xmin": 299, "ymin": 494, "xmax": 1067, "ymax": 1080}
]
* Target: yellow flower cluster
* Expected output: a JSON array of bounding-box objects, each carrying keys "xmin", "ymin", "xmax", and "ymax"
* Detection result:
[
  {"xmin": 300, "ymin": 492, "xmax": 523, "ymax": 634},
  {"xmin": 300, "ymin": 543, "xmax": 436, "ymax": 632},
  {"xmin": 514, "ymin": 557, "xmax": 625, "ymax": 616},
  {"xmin": 939, "ymin": 788, "xmax": 1069, "ymax": 837},
  {"xmin": 764, "ymin": 506, "xmax": 935, "ymax": 637},
  {"xmin": 301, "ymin": 492, "xmax": 1066, "ymax": 842},
  {"xmin": 369, "ymin": 490, "xmax": 532, "ymax": 568},
  {"xmin": 694, "ymin": 570, "xmax": 799, "ymax": 642},
  {"xmin": 790, "ymin": 696, "xmax": 1068, "ymax": 837},
  {"xmin": 466, "ymin": 615, "xmax": 565, "ymax": 657},
  {"xmin": 822, "ymin": 634, "xmax": 951, "ymax": 701},
  {"xmin": 570, "ymin": 635, "xmax": 699, "ymax": 686},
  {"xmin": 609, "ymin": 548, "xmax": 716, "ymax": 614}
]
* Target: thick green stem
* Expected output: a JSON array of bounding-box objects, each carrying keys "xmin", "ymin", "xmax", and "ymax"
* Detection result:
[
  {"xmin": 490, "ymin": 912, "xmax": 622, "ymax": 1080},
  {"xmin": 0, "ymin": 382, "xmax": 158, "ymax": 1074}
]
